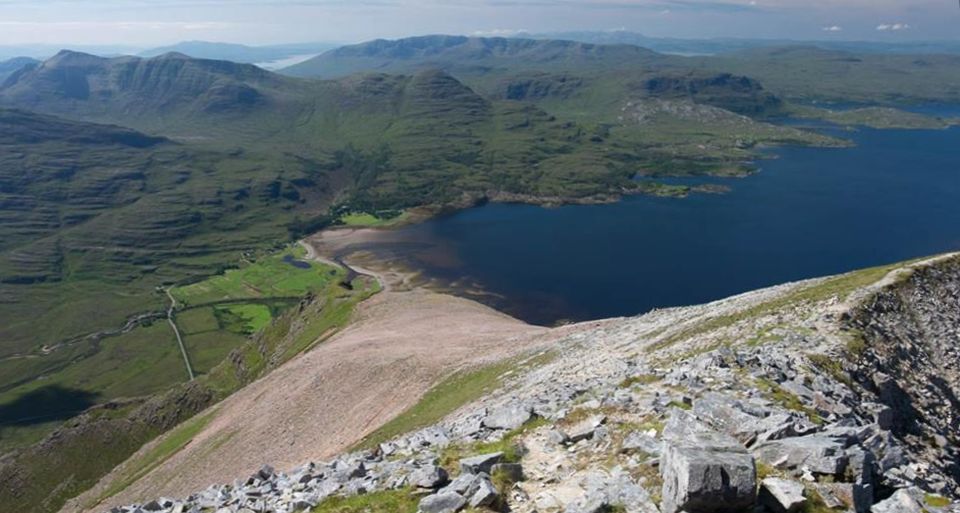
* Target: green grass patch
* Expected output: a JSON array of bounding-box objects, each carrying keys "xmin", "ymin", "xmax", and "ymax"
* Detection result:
[
  {"xmin": 213, "ymin": 304, "xmax": 273, "ymax": 335},
  {"xmin": 926, "ymin": 494, "xmax": 951, "ymax": 508},
  {"xmin": 311, "ymin": 489, "xmax": 418, "ymax": 513},
  {"xmin": 440, "ymin": 417, "xmax": 549, "ymax": 472},
  {"xmin": 171, "ymin": 247, "xmax": 340, "ymax": 306},
  {"xmin": 806, "ymin": 353, "xmax": 854, "ymax": 388},
  {"xmin": 355, "ymin": 351, "xmax": 555, "ymax": 451},
  {"xmin": 800, "ymin": 487, "xmax": 839, "ymax": 513},
  {"xmin": 338, "ymin": 211, "xmax": 409, "ymax": 227}
]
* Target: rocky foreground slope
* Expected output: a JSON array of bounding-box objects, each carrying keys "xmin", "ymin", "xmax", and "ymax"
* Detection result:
[{"xmin": 105, "ymin": 253, "xmax": 960, "ymax": 513}]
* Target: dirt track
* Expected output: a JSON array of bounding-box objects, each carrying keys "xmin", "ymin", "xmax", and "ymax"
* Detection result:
[{"xmin": 70, "ymin": 234, "xmax": 554, "ymax": 512}]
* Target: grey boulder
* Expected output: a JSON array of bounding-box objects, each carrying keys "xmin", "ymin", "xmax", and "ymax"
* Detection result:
[
  {"xmin": 660, "ymin": 410, "xmax": 757, "ymax": 513},
  {"xmin": 758, "ymin": 478, "xmax": 806, "ymax": 513},
  {"xmin": 752, "ymin": 434, "xmax": 847, "ymax": 476},
  {"xmin": 468, "ymin": 475, "xmax": 500, "ymax": 508},
  {"xmin": 409, "ymin": 465, "xmax": 449, "ymax": 489},
  {"xmin": 460, "ymin": 452, "xmax": 504, "ymax": 475},
  {"xmin": 870, "ymin": 488, "xmax": 924, "ymax": 513},
  {"xmin": 661, "ymin": 445, "xmax": 757, "ymax": 513},
  {"xmin": 483, "ymin": 403, "xmax": 533, "ymax": 430},
  {"xmin": 418, "ymin": 491, "xmax": 467, "ymax": 513}
]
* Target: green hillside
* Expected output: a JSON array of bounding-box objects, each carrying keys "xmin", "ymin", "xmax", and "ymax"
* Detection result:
[{"xmin": 0, "ymin": 48, "xmax": 853, "ymax": 402}]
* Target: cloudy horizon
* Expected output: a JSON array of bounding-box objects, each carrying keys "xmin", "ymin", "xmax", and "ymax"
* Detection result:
[{"xmin": 0, "ymin": 0, "xmax": 958, "ymax": 48}]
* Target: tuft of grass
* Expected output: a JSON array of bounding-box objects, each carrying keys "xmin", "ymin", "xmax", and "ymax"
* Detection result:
[
  {"xmin": 756, "ymin": 462, "xmax": 779, "ymax": 480},
  {"xmin": 440, "ymin": 417, "xmax": 548, "ymax": 472},
  {"xmin": 666, "ymin": 400, "xmax": 692, "ymax": 411},
  {"xmin": 618, "ymin": 374, "xmax": 661, "ymax": 389},
  {"xmin": 806, "ymin": 353, "xmax": 855, "ymax": 388},
  {"xmin": 800, "ymin": 487, "xmax": 835, "ymax": 513},
  {"xmin": 756, "ymin": 379, "xmax": 824, "ymax": 425},
  {"xmin": 844, "ymin": 330, "xmax": 868, "ymax": 360},
  {"xmin": 355, "ymin": 351, "xmax": 555, "ymax": 451},
  {"xmin": 628, "ymin": 463, "xmax": 663, "ymax": 505},
  {"xmin": 926, "ymin": 494, "xmax": 952, "ymax": 508},
  {"xmin": 311, "ymin": 489, "xmax": 418, "ymax": 513}
]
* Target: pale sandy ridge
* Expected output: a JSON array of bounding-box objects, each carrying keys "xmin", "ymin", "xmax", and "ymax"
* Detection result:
[{"xmin": 66, "ymin": 237, "xmax": 557, "ymax": 513}]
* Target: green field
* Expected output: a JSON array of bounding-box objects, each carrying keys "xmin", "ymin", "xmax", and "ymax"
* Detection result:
[
  {"xmin": 171, "ymin": 246, "xmax": 338, "ymax": 306},
  {"xmin": 339, "ymin": 211, "xmax": 411, "ymax": 227}
]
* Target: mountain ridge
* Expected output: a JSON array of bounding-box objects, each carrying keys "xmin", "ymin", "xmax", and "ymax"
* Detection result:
[{"xmin": 282, "ymin": 35, "xmax": 665, "ymax": 79}]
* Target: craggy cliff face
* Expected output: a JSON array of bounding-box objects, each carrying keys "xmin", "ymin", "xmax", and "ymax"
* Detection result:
[{"xmin": 848, "ymin": 256, "xmax": 960, "ymax": 489}]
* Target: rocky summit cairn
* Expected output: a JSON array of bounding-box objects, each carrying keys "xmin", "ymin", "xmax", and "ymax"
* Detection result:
[{"xmin": 107, "ymin": 256, "xmax": 960, "ymax": 513}]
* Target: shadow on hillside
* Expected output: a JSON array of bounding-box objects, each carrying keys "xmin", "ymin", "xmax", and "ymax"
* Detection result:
[{"xmin": 0, "ymin": 385, "xmax": 98, "ymax": 426}]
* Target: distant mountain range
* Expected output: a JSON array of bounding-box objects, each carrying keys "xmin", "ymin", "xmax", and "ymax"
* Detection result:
[
  {"xmin": 282, "ymin": 34, "xmax": 665, "ymax": 79},
  {"xmin": 137, "ymin": 40, "xmax": 338, "ymax": 66},
  {"xmin": 529, "ymin": 30, "xmax": 960, "ymax": 56},
  {"xmin": 282, "ymin": 35, "xmax": 960, "ymax": 106}
]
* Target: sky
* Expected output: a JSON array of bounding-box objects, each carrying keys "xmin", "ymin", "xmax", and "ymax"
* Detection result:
[{"xmin": 0, "ymin": 0, "xmax": 958, "ymax": 47}]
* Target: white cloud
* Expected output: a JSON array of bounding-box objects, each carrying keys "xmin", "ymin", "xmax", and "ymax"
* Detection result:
[
  {"xmin": 876, "ymin": 22, "xmax": 911, "ymax": 31},
  {"xmin": 821, "ymin": 25, "xmax": 842, "ymax": 32}
]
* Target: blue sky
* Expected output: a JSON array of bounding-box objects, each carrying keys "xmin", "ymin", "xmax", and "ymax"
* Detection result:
[{"xmin": 0, "ymin": 0, "xmax": 957, "ymax": 46}]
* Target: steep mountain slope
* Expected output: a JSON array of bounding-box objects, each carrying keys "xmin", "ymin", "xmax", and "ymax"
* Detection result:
[
  {"xmin": 67, "ymin": 251, "xmax": 960, "ymax": 513},
  {"xmin": 0, "ymin": 56, "xmax": 39, "ymax": 82},
  {"xmin": 283, "ymin": 35, "xmax": 666, "ymax": 79}
]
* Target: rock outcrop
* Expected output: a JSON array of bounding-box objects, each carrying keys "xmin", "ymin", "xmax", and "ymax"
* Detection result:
[{"xmin": 102, "ymin": 254, "xmax": 960, "ymax": 513}]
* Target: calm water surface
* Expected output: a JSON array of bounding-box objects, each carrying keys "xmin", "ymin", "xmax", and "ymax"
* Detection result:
[{"xmin": 364, "ymin": 122, "xmax": 960, "ymax": 325}]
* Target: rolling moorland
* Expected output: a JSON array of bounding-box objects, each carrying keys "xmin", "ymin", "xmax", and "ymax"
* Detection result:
[{"xmin": 0, "ymin": 35, "xmax": 959, "ymax": 513}]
